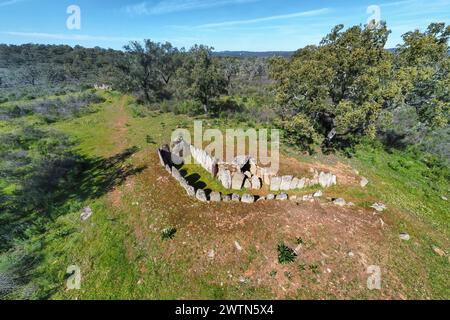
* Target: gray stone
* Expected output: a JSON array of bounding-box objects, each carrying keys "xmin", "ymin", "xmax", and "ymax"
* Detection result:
[
  {"xmin": 170, "ymin": 139, "xmax": 189, "ymax": 165},
  {"xmin": 241, "ymin": 194, "xmax": 255, "ymax": 204},
  {"xmin": 399, "ymin": 233, "xmax": 410, "ymax": 241},
  {"xmin": 244, "ymin": 178, "xmax": 252, "ymax": 189},
  {"xmin": 251, "ymin": 176, "xmax": 262, "ymax": 190},
  {"xmin": 441, "ymin": 196, "xmax": 448, "ymax": 201},
  {"xmin": 302, "ymin": 194, "xmax": 313, "ymax": 201},
  {"xmin": 232, "ymin": 194, "xmax": 241, "ymax": 202},
  {"xmin": 165, "ymin": 164, "xmax": 172, "ymax": 174},
  {"xmin": 157, "ymin": 149, "xmax": 165, "ymax": 166},
  {"xmin": 222, "ymin": 195, "xmax": 231, "ymax": 202},
  {"xmin": 208, "ymin": 249, "xmax": 215, "ymax": 260},
  {"xmin": 280, "ymin": 176, "xmax": 293, "ymax": 191},
  {"xmin": 80, "ymin": 207, "xmax": 93, "ymax": 221},
  {"xmin": 257, "ymin": 196, "xmax": 266, "ymax": 202},
  {"xmin": 172, "ymin": 167, "xmax": 182, "ymax": 181},
  {"xmin": 371, "ymin": 203, "xmax": 386, "ymax": 212},
  {"xmin": 210, "ymin": 192, "xmax": 221, "ymax": 202},
  {"xmin": 231, "ymin": 172, "xmax": 246, "ymax": 190},
  {"xmin": 270, "ymin": 176, "xmax": 281, "ymax": 191},
  {"xmin": 267, "ymin": 194, "xmax": 275, "ymax": 200},
  {"xmin": 276, "ymin": 193, "xmax": 288, "ymax": 201},
  {"xmin": 185, "ymin": 185, "xmax": 196, "ymax": 197},
  {"xmin": 319, "ymin": 172, "xmax": 336, "ymax": 188},
  {"xmin": 313, "ymin": 190, "xmax": 323, "ymax": 197},
  {"xmin": 333, "ymin": 198, "xmax": 346, "ymax": 206},
  {"xmin": 220, "ymin": 169, "xmax": 232, "ymax": 189},
  {"xmin": 290, "ymin": 177, "xmax": 300, "ymax": 190},
  {"xmin": 234, "ymin": 241, "xmax": 243, "ymax": 251},
  {"xmin": 297, "ymin": 177, "xmax": 306, "ymax": 189},
  {"xmin": 244, "ymin": 171, "xmax": 252, "ymax": 178},
  {"xmin": 196, "ymin": 189, "xmax": 208, "ymax": 202},
  {"xmin": 360, "ymin": 176, "xmax": 369, "ymax": 188}
]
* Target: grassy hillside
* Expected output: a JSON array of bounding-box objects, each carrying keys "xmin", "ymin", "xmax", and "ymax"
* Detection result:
[{"xmin": 0, "ymin": 92, "xmax": 448, "ymax": 300}]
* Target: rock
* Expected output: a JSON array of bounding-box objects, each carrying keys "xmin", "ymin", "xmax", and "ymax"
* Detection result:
[
  {"xmin": 232, "ymin": 155, "xmax": 250, "ymax": 169},
  {"xmin": 172, "ymin": 167, "xmax": 182, "ymax": 181},
  {"xmin": 210, "ymin": 192, "xmax": 221, "ymax": 202},
  {"xmin": 270, "ymin": 176, "xmax": 281, "ymax": 191},
  {"xmin": 250, "ymin": 162, "xmax": 258, "ymax": 175},
  {"xmin": 297, "ymin": 177, "xmax": 306, "ymax": 189},
  {"xmin": 80, "ymin": 207, "xmax": 93, "ymax": 221},
  {"xmin": 441, "ymin": 196, "xmax": 448, "ymax": 201},
  {"xmin": 244, "ymin": 171, "xmax": 252, "ymax": 178},
  {"xmin": 257, "ymin": 196, "xmax": 266, "ymax": 202},
  {"xmin": 302, "ymin": 194, "xmax": 313, "ymax": 201},
  {"xmin": 232, "ymin": 194, "xmax": 241, "ymax": 202},
  {"xmin": 241, "ymin": 194, "xmax": 255, "ymax": 204},
  {"xmin": 267, "ymin": 194, "xmax": 275, "ymax": 200},
  {"xmin": 231, "ymin": 172, "xmax": 246, "ymax": 190},
  {"xmin": 251, "ymin": 176, "xmax": 261, "ymax": 190},
  {"xmin": 157, "ymin": 149, "xmax": 165, "ymax": 166},
  {"xmin": 333, "ymin": 198, "xmax": 346, "ymax": 206},
  {"xmin": 348, "ymin": 251, "xmax": 355, "ymax": 258},
  {"xmin": 309, "ymin": 177, "xmax": 319, "ymax": 187},
  {"xmin": 371, "ymin": 203, "xmax": 387, "ymax": 212},
  {"xmin": 360, "ymin": 177, "xmax": 369, "ymax": 188},
  {"xmin": 222, "ymin": 195, "xmax": 231, "ymax": 202},
  {"xmin": 170, "ymin": 138, "xmax": 189, "ymax": 165},
  {"xmin": 319, "ymin": 172, "xmax": 335, "ymax": 188},
  {"xmin": 290, "ymin": 177, "xmax": 300, "ymax": 190},
  {"xmin": 219, "ymin": 169, "xmax": 232, "ymax": 189},
  {"xmin": 234, "ymin": 241, "xmax": 243, "ymax": 251},
  {"xmin": 185, "ymin": 185, "xmax": 196, "ymax": 197},
  {"xmin": 208, "ymin": 249, "xmax": 215, "ymax": 260},
  {"xmin": 432, "ymin": 246, "xmax": 446, "ymax": 257},
  {"xmin": 165, "ymin": 164, "xmax": 172, "ymax": 174},
  {"xmin": 243, "ymin": 178, "xmax": 252, "ymax": 189},
  {"xmin": 399, "ymin": 233, "xmax": 410, "ymax": 241},
  {"xmin": 280, "ymin": 176, "xmax": 293, "ymax": 191},
  {"xmin": 313, "ymin": 190, "xmax": 323, "ymax": 197},
  {"xmin": 276, "ymin": 193, "xmax": 288, "ymax": 201},
  {"xmin": 196, "ymin": 189, "xmax": 208, "ymax": 202}
]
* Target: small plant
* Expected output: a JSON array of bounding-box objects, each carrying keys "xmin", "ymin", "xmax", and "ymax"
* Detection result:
[
  {"xmin": 298, "ymin": 263, "xmax": 307, "ymax": 272},
  {"xmin": 269, "ymin": 270, "xmax": 277, "ymax": 278},
  {"xmin": 161, "ymin": 227, "xmax": 177, "ymax": 241},
  {"xmin": 309, "ymin": 264, "xmax": 320, "ymax": 274},
  {"xmin": 284, "ymin": 271, "xmax": 292, "ymax": 280},
  {"xmin": 277, "ymin": 242, "xmax": 297, "ymax": 264},
  {"xmin": 296, "ymin": 237, "xmax": 304, "ymax": 245}
]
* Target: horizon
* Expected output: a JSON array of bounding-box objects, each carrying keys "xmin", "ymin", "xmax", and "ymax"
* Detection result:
[{"xmin": 0, "ymin": 0, "xmax": 449, "ymax": 51}]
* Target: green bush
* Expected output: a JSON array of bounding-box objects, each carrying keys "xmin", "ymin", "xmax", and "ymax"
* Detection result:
[{"xmin": 277, "ymin": 242, "xmax": 297, "ymax": 264}]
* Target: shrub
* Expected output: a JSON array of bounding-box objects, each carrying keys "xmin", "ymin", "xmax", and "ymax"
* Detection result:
[
  {"xmin": 161, "ymin": 227, "xmax": 177, "ymax": 241},
  {"xmin": 277, "ymin": 242, "xmax": 297, "ymax": 264}
]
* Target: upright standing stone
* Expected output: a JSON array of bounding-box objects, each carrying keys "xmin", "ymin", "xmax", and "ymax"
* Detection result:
[
  {"xmin": 290, "ymin": 177, "xmax": 300, "ymax": 190},
  {"xmin": 157, "ymin": 149, "xmax": 165, "ymax": 166},
  {"xmin": 270, "ymin": 176, "xmax": 281, "ymax": 191},
  {"xmin": 185, "ymin": 185, "xmax": 196, "ymax": 197},
  {"xmin": 280, "ymin": 176, "xmax": 293, "ymax": 191},
  {"xmin": 196, "ymin": 189, "xmax": 208, "ymax": 202},
  {"xmin": 210, "ymin": 192, "xmax": 221, "ymax": 202},
  {"xmin": 220, "ymin": 169, "xmax": 232, "ymax": 189},
  {"xmin": 232, "ymin": 194, "xmax": 241, "ymax": 202},
  {"xmin": 244, "ymin": 178, "xmax": 251, "ymax": 189},
  {"xmin": 297, "ymin": 177, "xmax": 306, "ymax": 189},
  {"xmin": 231, "ymin": 172, "xmax": 245, "ymax": 190},
  {"xmin": 251, "ymin": 176, "xmax": 262, "ymax": 190},
  {"xmin": 276, "ymin": 193, "xmax": 288, "ymax": 201}
]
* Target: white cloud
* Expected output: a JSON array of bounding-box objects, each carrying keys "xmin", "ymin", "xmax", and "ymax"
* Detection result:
[
  {"xmin": 0, "ymin": 0, "xmax": 25, "ymax": 7},
  {"xmin": 195, "ymin": 8, "xmax": 331, "ymax": 29},
  {"xmin": 125, "ymin": 0, "xmax": 259, "ymax": 16},
  {"xmin": 2, "ymin": 31, "xmax": 139, "ymax": 42}
]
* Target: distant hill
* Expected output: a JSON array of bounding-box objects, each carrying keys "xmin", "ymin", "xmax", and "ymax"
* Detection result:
[{"xmin": 214, "ymin": 51, "xmax": 294, "ymax": 58}]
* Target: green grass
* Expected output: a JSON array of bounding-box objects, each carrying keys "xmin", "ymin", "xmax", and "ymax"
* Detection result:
[{"xmin": 1, "ymin": 91, "xmax": 449, "ymax": 300}]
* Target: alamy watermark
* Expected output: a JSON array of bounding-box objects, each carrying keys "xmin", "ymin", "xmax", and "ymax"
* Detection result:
[
  {"xmin": 66, "ymin": 265, "xmax": 81, "ymax": 290},
  {"xmin": 66, "ymin": 5, "xmax": 81, "ymax": 30}
]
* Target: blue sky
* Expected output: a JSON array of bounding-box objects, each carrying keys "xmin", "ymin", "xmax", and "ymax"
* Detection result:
[{"xmin": 0, "ymin": 0, "xmax": 449, "ymax": 51}]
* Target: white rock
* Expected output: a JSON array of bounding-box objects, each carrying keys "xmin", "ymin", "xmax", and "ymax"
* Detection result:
[
  {"xmin": 314, "ymin": 190, "xmax": 323, "ymax": 197},
  {"xmin": 399, "ymin": 233, "xmax": 410, "ymax": 241},
  {"xmin": 280, "ymin": 176, "xmax": 293, "ymax": 191},
  {"xmin": 276, "ymin": 193, "xmax": 288, "ymax": 201},
  {"xmin": 80, "ymin": 207, "xmax": 93, "ymax": 221},
  {"xmin": 270, "ymin": 176, "xmax": 281, "ymax": 191},
  {"xmin": 231, "ymin": 172, "xmax": 246, "ymax": 190},
  {"xmin": 220, "ymin": 169, "xmax": 232, "ymax": 189},
  {"xmin": 241, "ymin": 194, "xmax": 255, "ymax": 204},
  {"xmin": 234, "ymin": 241, "xmax": 243, "ymax": 252},
  {"xmin": 333, "ymin": 198, "xmax": 346, "ymax": 206},
  {"xmin": 208, "ymin": 249, "xmax": 215, "ymax": 259},
  {"xmin": 371, "ymin": 203, "xmax": 387, "ymax": 212},
  {"xmin": 290, "ymin": 177, "xmax": 300, "ymax": 190},
  {"xmin": 210, "ymin": 192, "xmax": 221, "ymax": 202},
  {"xmin": 360, "ymin": 177, "xmax": 369, "ymax": 188},
  {"xmin": 196, "ymin": 189, "xmax": 208, "ymax": 202},
  {"xmin": 251, "ymin": 176, "xmax": 262, "ymax": 190},
  {"xmin": 297, "ymin": 177, "xmax": 306, "ymax": 189}
]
